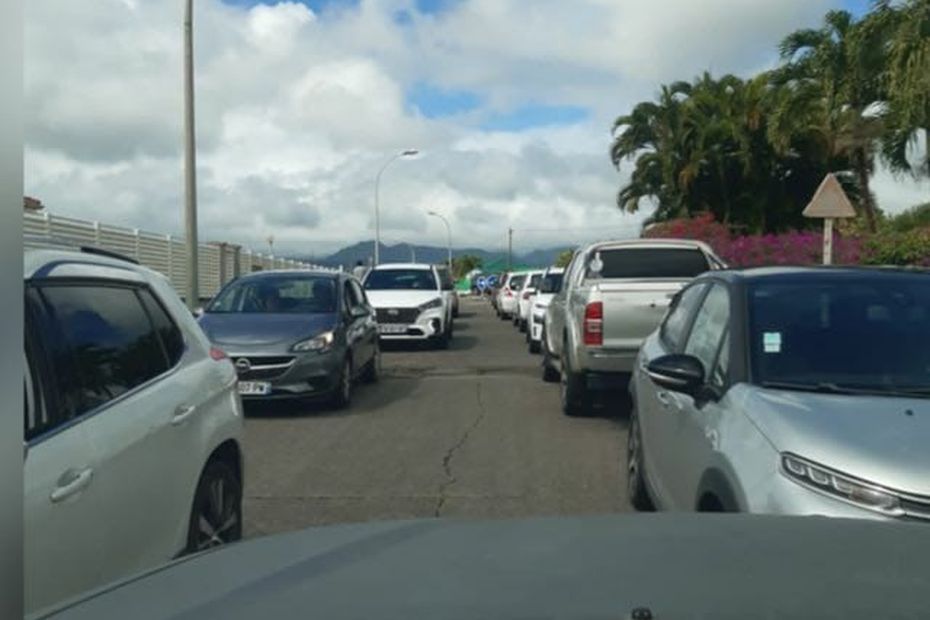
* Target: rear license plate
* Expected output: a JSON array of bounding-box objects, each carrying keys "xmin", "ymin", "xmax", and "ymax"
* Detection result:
[
  {"xmin": 379, "ymin": 324, "xmax": 408, "ymax": 334},
  {"xmin": 238, "ymin": 381, "xmax": 271, "ymax": 396}
]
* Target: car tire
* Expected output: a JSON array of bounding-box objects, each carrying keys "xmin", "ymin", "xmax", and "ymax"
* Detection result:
[
  {"xmin": 529, "ymin": 339, "xmax": 541, "ymax": 354},
  {"xmin": 329, "ymin": 355, "xmax": 353, "ymax": 409},
  {"xmin": 541, "ymin": 329, "xmax": 560, "ymax": 382},
  {"xmin": 434, "ymin": 328, "xmax": 450, "ymax": 350},
  {"xmin": 361, "ymin": 345, "xmax": 380, "ymax": 384},
  {"xmin": 560, "ymin": 340, "xmax": 590, "ymax": 417},
  {"xmin": 627, "ymin": 407, "xmax": 653, "ymax": 511},
  {"xmin": 185, "ymin": 458, "xmax": 242, "ymax": 554},
  {"xmin": 519, "ymin": 319, "xmax": 527, "ymax": 333}
]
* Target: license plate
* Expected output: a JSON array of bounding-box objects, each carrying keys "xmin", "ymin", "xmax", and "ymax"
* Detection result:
[
  {"xmin": 379, "ymin": 324, "xmax": 408, "ymax": 334},
  {"xmin": 238, "ymin": 381, "xmax": 271, "ymax": 396}
]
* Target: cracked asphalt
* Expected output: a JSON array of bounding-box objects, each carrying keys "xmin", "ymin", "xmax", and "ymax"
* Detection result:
[{"xmin": 242, "ymin": 297, "xmax": 632, "ymax": 538}]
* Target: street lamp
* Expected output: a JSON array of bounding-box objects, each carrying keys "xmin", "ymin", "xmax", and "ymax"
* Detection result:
[
  {"xmin": 427, "ymin": 210, "xmax": 452, "ymax": 270},
  {"xmin": 374, "ymin": 149, "xmax": 419, "ymax": 265},
  {"xmin": 183, "ymin": 0, "xmax": 199, "ymax": 309}
]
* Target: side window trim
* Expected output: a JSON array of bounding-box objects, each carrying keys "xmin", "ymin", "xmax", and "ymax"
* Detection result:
[{"xmin": 137, "ymin": 286, "xmax": 187, "ymax": 368}]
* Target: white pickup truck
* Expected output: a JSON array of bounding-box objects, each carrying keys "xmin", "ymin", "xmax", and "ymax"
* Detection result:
[{"xmin": 541, "ymin": 239, "xmax": 725, "ymax": 415}]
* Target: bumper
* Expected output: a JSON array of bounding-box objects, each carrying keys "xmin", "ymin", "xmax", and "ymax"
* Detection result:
[
  {"xmin": 575, "ymin": 346, "xmax": 640, "ymax": 374},
  {"xmin": 377, "ymin": 310, "xmax": 444, "ymax": 341},
  {"xmin": 232, "ymin": 348, "xmax": 344, "ymax": 400}
]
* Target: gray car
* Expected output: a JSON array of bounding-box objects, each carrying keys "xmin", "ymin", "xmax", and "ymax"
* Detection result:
[
  {"xmin": 199, "ymin": 271, "xmax": 380, "ymax": 409},
  {"xmin": 629, "ymin": 266, "xmax": 930, "ymax": 521}
]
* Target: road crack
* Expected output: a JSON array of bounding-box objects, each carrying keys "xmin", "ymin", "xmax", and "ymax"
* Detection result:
[{"xmin": 434, "ymin": 380, "xmax": 487, "ymax": 517}]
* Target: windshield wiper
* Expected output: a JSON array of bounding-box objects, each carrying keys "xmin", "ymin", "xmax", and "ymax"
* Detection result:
[{"xmin": 760, "ymin": 381, "xmax": 930, "ymax": 399}]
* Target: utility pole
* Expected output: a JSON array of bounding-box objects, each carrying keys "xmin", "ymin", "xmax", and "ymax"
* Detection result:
[
  {"xmin": 374, "ymin": 149, "xmax": 419, "ymax": 266},
  {"xmin": 507, "ymin": 227, "xmax": 513, "ymax": 271},
  {"xmin": 183, "ymin": 0, "xmax": 199, "ymax": 308}
]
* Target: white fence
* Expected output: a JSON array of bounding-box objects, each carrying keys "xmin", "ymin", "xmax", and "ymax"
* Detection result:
[{"xmin": 24, "ymin": 211, "xmax": 336, "ymax": 300}]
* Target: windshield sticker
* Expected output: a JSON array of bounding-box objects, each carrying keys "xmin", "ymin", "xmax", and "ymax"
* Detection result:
[{"xmin": 763, "ymin": 332, "xmax": 782, "ymax": 353}]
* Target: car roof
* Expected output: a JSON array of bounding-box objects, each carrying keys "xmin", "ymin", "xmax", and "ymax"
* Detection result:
[
  {"xmin": 25, "ymin": 248, "xmax": 156, "ymax": 282},
  {"xmin": 702, "ymin": 265, "xmax": 930, "ymax": 285},
  {"xmin": 233, "ymin": 269, "xmax": 339, "ymax": 281},
  {"xmin": 584, "ymin": 238, "xmax": 716, "ymax": 254},
  {"xmin": 371, "ymin": 263, "xmax": 433, "ymax": 270}
]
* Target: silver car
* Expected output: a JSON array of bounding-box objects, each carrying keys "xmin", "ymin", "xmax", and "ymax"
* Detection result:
[{"xmin": 629, "ymin": 266, "xmax": 930, "ymax": 521}]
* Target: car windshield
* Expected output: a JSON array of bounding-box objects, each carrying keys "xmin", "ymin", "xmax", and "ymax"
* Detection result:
[
  {"xmin": 207, "ymin": 276, "xmax": 337, "ymax": 314},
  {"xmin": 748, "ymin": 275, "xmax": 930, "ymax": 391},
  {"xmin": 590, "ymin": 248, "xmax": 709, "ymax": 279},
  {"xmin": 365, "ymin": 269, "xmax": 437, "ymax": 291}
]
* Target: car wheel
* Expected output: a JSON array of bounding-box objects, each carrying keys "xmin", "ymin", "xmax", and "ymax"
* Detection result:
[
  {"xmin": 434, "ymin": 328, "xmax": 450, "ymax": 350},
  {"xmin": 519, "ymin": 319, "xmax": 527, "ymax": 333},
  {"xmin": 185, "ymin": 459, "xmax": 242, "ymax": 554},
  {"xmin": 541, "ymin": 329, "xmax": 560, "ymax": 382},
  {"xmin": 529, "ymin": 339, "xmax": 541, "ymax": 354},
  {"xmin": 560, "ymin": 340, "xmax": 590, "ymax": 417},
  {"xmin": 627, "ymin": 407, "xmax": 653, "ymax": 511},
  {"xmin": 329, "ymin": 356, "xmax": 353, "ymax": 409},
  {"xmin": 361, "ymin": 344, "xmax": 380, "ymax": 384}
]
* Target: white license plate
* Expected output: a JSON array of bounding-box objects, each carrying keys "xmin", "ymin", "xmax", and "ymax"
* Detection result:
[
  {"xmin": 379, "ymin": 324, "xmax": 408, "ymax": 334},
  {"xmin": 238, "ymin": 381, "xmax": 271, "ymax": 396}
]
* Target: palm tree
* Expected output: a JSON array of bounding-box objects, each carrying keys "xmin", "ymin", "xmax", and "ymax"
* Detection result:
[{"xmin": 776, "ymin": 10, "xmax": 884, "ymax": 231}]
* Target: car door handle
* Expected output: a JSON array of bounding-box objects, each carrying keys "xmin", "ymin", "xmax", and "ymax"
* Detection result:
[
  {"xmin": 656, "ymin": 391, "xmax": 673, "ymax": 407},
  {"xmin": 50, "ymin": 467, "xmax": 93, "ymax": 503},
  {"xmin": 171, "ymin": 404, "xmax": 197, "ymax": 426}
]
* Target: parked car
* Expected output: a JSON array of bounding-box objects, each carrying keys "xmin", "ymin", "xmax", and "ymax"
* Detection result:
[
  {"xmin": 490, "ymin": 272, "xmax": 509, "ymax": 312},
  {"xmin": 435, "ymin": 264, "xmax": 460, "ymax": 319},
  {"xmin": 542, "ymin": 239, "xmax": 724, "ymax": 415},
  {"xmin": 497, "ymin": 272, "xmax": 526, "ymax": 320},
  {"xmin": 24, "ymin": 247, "xmax": 245, "ymax": 615},
  {"xmin": 198, "ymin": 270, "xmax": 380, "ymax": 409},
  {"xmin": 515, "ymin": 270, "xmax": 544, "ymax": 331},
  {"xmin": 528, "ymin": 267, "xmax": 564, "ymax": 354},
  {"xmin": 629, "ymin": 266, "xmax": 930, "ymax": 520},
  {"xmin": 363, "ymin": 263, "xmax": 453, "ymax": 349}
]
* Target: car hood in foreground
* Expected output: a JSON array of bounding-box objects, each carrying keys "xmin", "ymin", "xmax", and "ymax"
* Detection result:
[
  {"xmin": 41, "ymin": 514, "xmax": 930, "ymax": 620},
  {"xmin": 746, "ymin": 389, "xmax": 930, "ymax": 495},
  {"xmin": 199, "ymin": 312, "xmax": 337, "ymax": 348},
  {"xmin": 365, "ymin": 290, "xmax": 442, "ymax": 308}
]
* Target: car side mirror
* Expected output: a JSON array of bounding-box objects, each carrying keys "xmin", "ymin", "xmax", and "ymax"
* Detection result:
[
  {"xmin": 646, "ymin": 354, "xmax": 705, "ymax": 396},
  {"xmin": 351, "ymin": 306, "xmax": 369, "ymax": 319},
  {"xmin": 193, "ymin": 307, "xmax": 204, "ymax": 318}
]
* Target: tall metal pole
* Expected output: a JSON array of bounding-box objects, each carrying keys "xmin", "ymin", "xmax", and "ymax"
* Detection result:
[
  {"xmin": 427, "ymin": 211, "xmax": 452, "ymax": 271},
  {"xmin": 507, "ymin": 227, "xmax": 513, "ymax": 271},
  {"xmin": 374, "ymin": 149, "xmax": 419, "ymax": 266},
  {"xmin": 183, "ymin": 0, "xmax": 199, "ymax": 308}
]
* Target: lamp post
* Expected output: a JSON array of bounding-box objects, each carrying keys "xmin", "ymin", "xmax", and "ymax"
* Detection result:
[
  {"xmin": 183, "ymin": 0, "xmax": 199, "ymax": 308},
  {"xmin": 427, "ymin": 210, "xmax": 452, "ymax": 270},
  {"xmin": 374, "ymin": 149, "xmax": 418, "ymax": 265}
]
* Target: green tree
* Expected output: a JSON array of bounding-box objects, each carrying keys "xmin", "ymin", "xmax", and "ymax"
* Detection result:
[
  {"xmin": 555, "ymin": 250, "xmax": 574, "ymax": 268},
  {"xmin": 451, "ymin": 255, "xmax": 482, "ymax": 279}
]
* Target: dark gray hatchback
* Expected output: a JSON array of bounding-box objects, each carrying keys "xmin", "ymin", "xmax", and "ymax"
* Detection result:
[{"xmin": 198, "ymin": 270, "xmax": 380, "ymax": 408}]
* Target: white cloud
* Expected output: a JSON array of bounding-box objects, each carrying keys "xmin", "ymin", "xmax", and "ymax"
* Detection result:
[{"xmin": 24, "ymin": 0, "xmax": 929, "ymax": 259}]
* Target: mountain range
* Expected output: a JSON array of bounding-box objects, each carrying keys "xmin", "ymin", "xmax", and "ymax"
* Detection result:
[{"xmin": 299, "ymin": 241, "xmax": 572, "ymax": 270}]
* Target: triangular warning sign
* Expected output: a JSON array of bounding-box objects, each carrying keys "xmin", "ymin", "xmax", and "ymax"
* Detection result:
[{"xmin": 803, "ymin": 173, "xmax": 857, "ymax": 219}]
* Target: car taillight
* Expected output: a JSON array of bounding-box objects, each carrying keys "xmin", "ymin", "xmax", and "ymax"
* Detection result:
[
  {"xmin": 209, "ymin": 347, "xmax": 228, "ymax": 361},
  {"xmin": 523, "ymin": 291, "xmax": 532, "ymax": 300},
  {"xmin": 505, "ymin": 290, "xmax": 513, "ymax": 297},
  {"xmin": 583, "ymin": 302, "xmax": 603, "ymax": 346}
]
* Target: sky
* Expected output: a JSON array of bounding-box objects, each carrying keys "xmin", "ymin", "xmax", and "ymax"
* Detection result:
[{"xmin": 24, "ymin": 0, "xmax": 928, "ymax": 257}]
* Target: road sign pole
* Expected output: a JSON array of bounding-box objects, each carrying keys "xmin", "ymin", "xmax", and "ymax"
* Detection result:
[{"xmin": 823, "ymin": 217, "xmax": 834, "ymax": 265}]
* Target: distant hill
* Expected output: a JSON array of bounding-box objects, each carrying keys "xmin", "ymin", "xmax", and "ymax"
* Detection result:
[{"xmin": 302, "ymin": 241, "xmax": 570, "ymax": 271}]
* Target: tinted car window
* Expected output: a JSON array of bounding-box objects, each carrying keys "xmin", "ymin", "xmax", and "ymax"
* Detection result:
[
  {"xmin": 540, "ymin": 272, "xmax": 563, "ymax": 293},
  {"xmin": 208, "ymin": 276, "xmax": 337, "ymax": 313},
  {"xmin": 684, "ymin": 284, "xmax": 730, "ymax": 374},
  {"xmin": 138, "ymin": 289, "xmax": 184, "ymax": 366},
  {"xmin": 508, "ymin": 275, "xmax": 526, "ymax": 291},
  {"xmin": 748, "ymin": 275, "xmax": 930, "ymax": 389},
  {"xmin": 364, "ymin": 269, "xmax": 438, "ymax": 290},
  {"xmin": 38, "ymin": 285, "xmax": 170, "ymax": 418},
  {"xmin": 661, "ymin": 283, "xmax": 707, "ymax": 351},
  {"xmin": 589, "ymin": 248, "xmax": 709, "ymax": 279},
  {"xmin": 528, "ymin": 274, "xmax": 542, "ymax": 289}
]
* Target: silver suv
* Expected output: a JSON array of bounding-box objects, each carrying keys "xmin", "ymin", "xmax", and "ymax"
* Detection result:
[
  {"xmin": 24, "ymin": 248, "xmax": 244, "ymax": 614},
  {"xmin": 629, "ymin": 266, "xmax": 930, "ymax": 520}
]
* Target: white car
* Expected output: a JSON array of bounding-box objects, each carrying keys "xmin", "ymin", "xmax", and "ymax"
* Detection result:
[
  {"xmin": 528, "ymin": 267, "xmax": 565, "ymax": 354},
  {"xmin": 363, "ymin": 263, "xmax": 453, "ymax": 349},
  {"xmin": 24, "ymin": 247, "xmax": 244, "ymax": 615},
  {"xmin": 497, "ymin": 272, "xmax": 526, "ymax": 320},
  {"xmin": 515, "ymin": 270, "xmax": 545, "ymax": 331}
]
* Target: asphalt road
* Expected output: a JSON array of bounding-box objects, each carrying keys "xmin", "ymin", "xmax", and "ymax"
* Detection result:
[{"xmin": 243, "ymin": 297, "xmax": 632, "ymax": 538}]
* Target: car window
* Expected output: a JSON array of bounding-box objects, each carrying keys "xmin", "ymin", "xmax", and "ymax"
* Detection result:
[
  {"xmin": 660, "ymin": 283, "xmax": 708, "ymax": 351},
  {"xmin": 364, "ymin": 269, "xmax": 438, "ymax": 290},
  {"xmin": 683, "ymin": 284, "xmax": 731, "ymax": 375},
  {"xmin": 348, "ymin": 280, "xmax": 367, "ymax": 308},
  {"xmin": 509, "ymin": 275, "xmax": 526, "ymax": 291},
  {"xmin": 588, "ymin": 247, "xmax": 710, "ymax": 279},
  {"xmin": 138, "ymin": 289, "xmax": 184, "ymax": 366},
  {"xmin": 711, "ymin": 330, "xmax": 730, "ymax": 389},
  {"xmin": 540, "ymin": 272, "xmax": 563, "ymax": 293},
  {"xmin": 36, "ymin": 284, "xmax": 172, "ymax": 419}
]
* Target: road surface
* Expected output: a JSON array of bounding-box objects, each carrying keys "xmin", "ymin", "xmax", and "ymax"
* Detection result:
[{"xmin": 243, "ymin": 297, "xmax": 632, "ymax": 537}]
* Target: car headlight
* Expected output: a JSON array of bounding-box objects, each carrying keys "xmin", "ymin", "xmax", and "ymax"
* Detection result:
[
  {"xmin": 780, "ymin": 453, "xmax": 902, "ymax": 515},
  {"xmin": 292, "ymin": 331, "xmax": 335, "ymax": 353},
  {"xmin": 418, "ymin": 297, "xmax": 443, "ymax": 312}
]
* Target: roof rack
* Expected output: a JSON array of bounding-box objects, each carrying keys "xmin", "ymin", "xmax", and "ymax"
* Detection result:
[{"xmin": 79, "ymin": 246, "xmax": 140, "ymax": 265}]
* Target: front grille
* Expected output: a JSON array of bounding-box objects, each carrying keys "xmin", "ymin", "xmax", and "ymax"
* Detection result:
[
  {"xmin": 237, "ymin": 355, "xmax": 294, "ymax": 366},
  {"xmin": 376, "ymin": 308, "xmax": 420, "ymax": 324},
  {"xmin": 233, "ymin": 355, "xmax": 295, "ymax": 381}
]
